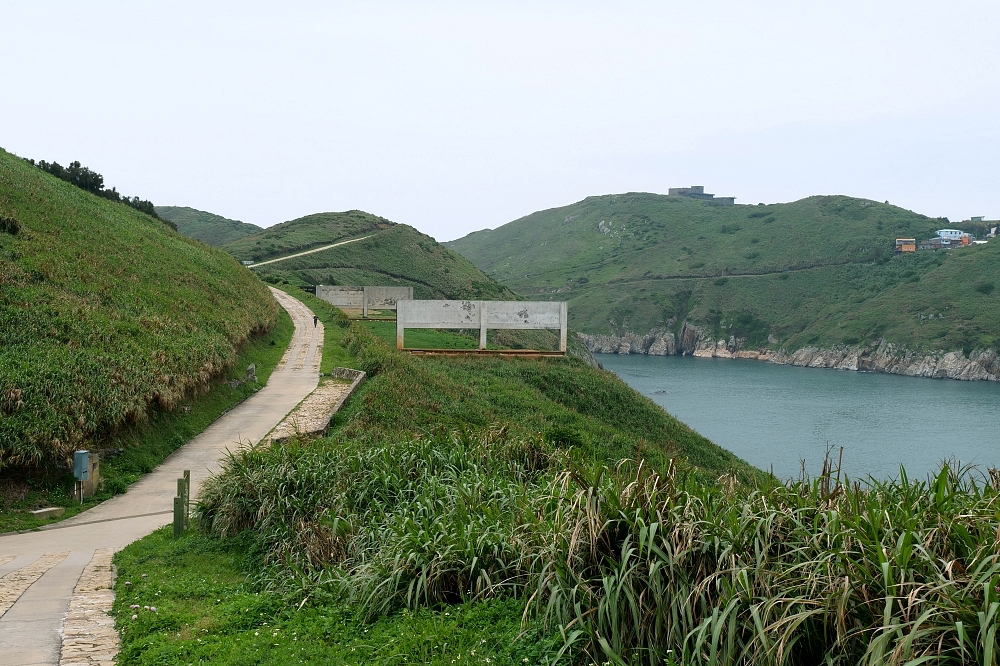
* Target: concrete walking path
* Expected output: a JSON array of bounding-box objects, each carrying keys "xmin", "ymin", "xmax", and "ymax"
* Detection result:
[
  {"xmin": 0, "ymin": 287, "xmax": 323, "ymax": 666},
  {"xmin": 247, "ymin": 235, "xmax": 372, "ymax": 268}
]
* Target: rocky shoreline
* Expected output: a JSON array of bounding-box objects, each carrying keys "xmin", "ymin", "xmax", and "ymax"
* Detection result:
[{"xmin": 578, "ymin": 325, "xmax": 1000, "ymax": 382}]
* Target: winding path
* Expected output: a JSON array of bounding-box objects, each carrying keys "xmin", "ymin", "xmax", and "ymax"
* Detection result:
[
  {"xmin": 0, "ymin": 288, "xmax": 323, "ymax": 666},
  {"xmin": 247, "ymin": 235, "xmax": 372, "ymax": 268}
]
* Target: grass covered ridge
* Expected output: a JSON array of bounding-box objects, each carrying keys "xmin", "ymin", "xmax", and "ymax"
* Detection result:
[
  {"xmin": 447, "ymin": 193, "xmax": 1000, "ymax": 354},
  {"xmin": 0, "ymin": 146, "xmax": 278, "ymax": 471},
  {"xmin": 330, "ymin": 321, "xmax": 738, "ymax": 475},
  {"xmin": 224, "ymin": 211, "xmax": 515, "ymax": 300},
  {"xmin": 156, "ymin": 206, "xmax": 263, "ymax": 247}
]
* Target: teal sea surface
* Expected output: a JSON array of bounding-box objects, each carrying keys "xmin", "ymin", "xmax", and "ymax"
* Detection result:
[{"xmin": 598, "ymin": 353, "xmax": 1000, "ymax": 480}]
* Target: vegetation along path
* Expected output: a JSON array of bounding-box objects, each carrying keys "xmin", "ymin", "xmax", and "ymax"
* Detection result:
[{"xmin": 0, "ymin": 288, "xmax": 323, "ymax": 666}]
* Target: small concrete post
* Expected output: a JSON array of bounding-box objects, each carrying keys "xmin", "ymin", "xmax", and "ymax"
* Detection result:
[
  {"xmin": 176, "ymin": 478, "xmax": 186, "ymax": 532},
  {"xmin": 559, "ymin": 301, "xmax": 568, "ymax": 353},
  {"xmin": 479, "ymin": 301, "xmax": 488, "ymax": 349},
  {"xmin": 396, "ymin": 301, "xmax": 406, "ymax": 349},
  {"xmin": 173, "ymin": 496, "xmax": 184, "ymax": 539},
  {"xmin": 183, "ymin": 470, "xmax": 191, "ymax": 529}
]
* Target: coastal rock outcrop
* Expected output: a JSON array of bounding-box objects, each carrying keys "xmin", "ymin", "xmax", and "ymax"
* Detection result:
[
  {"xmin": 576, "ymin": 326, "xmax": 1000, "ymax": 382},
  {"xmin": 766, "ymin": 341, "xmax": 1000, "ymax": 381},
  {"xmin": 577, "ymin": 328, "xmax": 676, "ymax": 356}
]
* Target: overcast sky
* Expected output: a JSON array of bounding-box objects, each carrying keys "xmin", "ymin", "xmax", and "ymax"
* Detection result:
[{"xmin": 3, "ymin": 1, "xmax": 998, "ymax": 240}]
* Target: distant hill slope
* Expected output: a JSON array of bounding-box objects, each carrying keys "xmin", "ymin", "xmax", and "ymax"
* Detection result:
[
  {"xmin": 225, "ymin": 211, "xmax": 515, "ymax": 300},
  {"xmin": 155, "ymin": 206, "xmax": 262, "ymax": 247},
  {"xmin": 448, "ymin": 193, "xmax": 1000, "ymax": 357},
  {"xmin": 0, "ymin": 148, "xmax": 278, "ymax": 470}
]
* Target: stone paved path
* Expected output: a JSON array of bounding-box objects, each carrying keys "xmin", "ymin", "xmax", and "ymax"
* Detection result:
[
  {"xmin": 266, "ymin": 378, "xmax": 352, "ymax": 443},
  {"xmin": 0, "ymin": 288, "xmax": 323, "ymax": 666}
]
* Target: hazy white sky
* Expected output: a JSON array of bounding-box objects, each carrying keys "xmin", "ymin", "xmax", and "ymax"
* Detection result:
[{"xmin": 2, "ymin": 1, "xmax": 998, "ymax": 240}]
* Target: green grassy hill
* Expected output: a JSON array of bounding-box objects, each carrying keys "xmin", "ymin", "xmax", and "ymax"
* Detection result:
[
  {"xmin": 225, "ymin": 211, "xmax": 515, "ymax": 299},
  {"xmin": 448, "ymin": 193, "xmax": 1000, "ymax": 354},
  {"xmin": 115, "ymin": 315, "xmax": 1000, "ymax": 665},
  {"xmin": 0, "ymin": 148, "xmax": 278, "ymax": 472},
  {"xmin": 155, "ymin": 206, "xmax": 262, "ymax": 247}
]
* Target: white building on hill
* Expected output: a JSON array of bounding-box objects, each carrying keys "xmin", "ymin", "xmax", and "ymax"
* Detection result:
[{"xmin": 937, "ymin": 229, "xmax": 967, "ymax": 240}]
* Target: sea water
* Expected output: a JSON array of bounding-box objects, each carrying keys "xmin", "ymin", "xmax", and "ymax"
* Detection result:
[{"xmin": 598, "ymin": 353, "xmax": 1000, "ymax": 481}]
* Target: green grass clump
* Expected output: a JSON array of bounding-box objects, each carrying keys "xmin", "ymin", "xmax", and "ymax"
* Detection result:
[
  {"xmin": 0, "ymin": 146, "xmax": 278, "ymax": 472},
  {"xmin": 113, "ymin": 529, "xmax": 558, "ymax": 665},
  {"xmin": 156, "ymin": 206, "xmax": 263, "ymax": 247},
  {"xmin": 447, "ymin": 193, "xmax": 1000, "ymax": 354}
]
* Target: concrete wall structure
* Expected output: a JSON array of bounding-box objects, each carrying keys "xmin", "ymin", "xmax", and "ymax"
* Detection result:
[
  {"xmin": 396, "ymin": 299, "xmax": 568, "ymax": 352},
  {"xmin": 668, "ymin": 185, "xmax": 735, "ymax": 206},
  {"xmin": 315, "ymin": 285, "xmax": 414, "ymax": 316}
]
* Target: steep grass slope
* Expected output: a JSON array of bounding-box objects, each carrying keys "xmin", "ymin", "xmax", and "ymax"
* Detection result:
[
  {"xmin": 155, "ymin": 206, "xmax": 263, "ymax": 247},
  {"xmin": 115, "ymin": 319, "xmax": 1000, "ymax": 665},
  {"xmin": 448, "ymin": 193, "xmax": 1000, "ymax": 353},
  {"xmin": 0, "ymin": 148, "xmax": 278, "ymax": 470},
  {"xmin": 225, "ymin": 211, "xmax": 515, "ymax": 299}
]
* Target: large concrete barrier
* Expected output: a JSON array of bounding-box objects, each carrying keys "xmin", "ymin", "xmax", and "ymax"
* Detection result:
[
  {"xmin": 315, "ymin": 285, "xmax": 414, "ymax": 317},
  {"xmin": 396, "ymin": 300, "xmax": 568, "ymax": 352}
]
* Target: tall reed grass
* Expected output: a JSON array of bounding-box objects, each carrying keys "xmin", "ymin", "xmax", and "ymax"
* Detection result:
[
  {"xmin": 200, "ymin": 428, "xmax": 1000, "ymax": 664},
  {"xmin": 527, "ymin": 460, "xmax": 1000, "ymax": 664},
  {"xmin": 198, "ymin": 327, "xmax": 1000, "ymax": 664}
]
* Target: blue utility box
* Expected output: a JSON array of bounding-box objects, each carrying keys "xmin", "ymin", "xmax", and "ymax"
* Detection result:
[{"xmin": 73, "ymin": 450, "xmax": 89, "ymax": 481}]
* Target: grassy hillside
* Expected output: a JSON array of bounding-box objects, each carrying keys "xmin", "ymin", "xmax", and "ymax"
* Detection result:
[
  {"xmin": 156, "ymin": 206, "xmax": 263, "ymax": 247},
  {"xmin": 448, "ymin": 193, "xmax": 1000, "ymax": 353},
  {"xmin": 114, "ymin": 320, "xmax": 1000, "ymax": 664},
  {"xmin": 225, "ymin": 211, "xmax": 516, "ymax": 300},
  {"xmin": 0, "ymin": 148, "xmax": 278, "ymax": 471}
]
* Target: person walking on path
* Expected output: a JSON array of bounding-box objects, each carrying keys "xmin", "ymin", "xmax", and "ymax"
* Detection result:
[{"xmin": 313, "ymin": 314, "xmax": 318, "ymax": 327}]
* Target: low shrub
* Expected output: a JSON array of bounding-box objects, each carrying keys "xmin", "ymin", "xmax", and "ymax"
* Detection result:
[{"xmin": 0, "ymin": 215, "xmax": 19, "ymax": 234}]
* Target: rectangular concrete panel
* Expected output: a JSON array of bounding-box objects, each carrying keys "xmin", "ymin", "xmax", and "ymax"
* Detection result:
[
  {"xmin": 315, "ymin": 285, "xmax": 413, "ymax": 316},
  {"xmin": 316, "ymin": 286, "xmax": 364, "ymax": 309},
  {"xmin": 364, "ymin": 286, "xmax": 413, "ymax": 309},
  {"xmin": 396, "ymin": 300, "xmax": 568, "ymax": 352}
]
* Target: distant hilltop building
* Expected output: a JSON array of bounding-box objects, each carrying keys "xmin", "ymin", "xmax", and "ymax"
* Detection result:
[{"xmin": 668, "ymin": 185, "xmax": 735, "ymax": 206}]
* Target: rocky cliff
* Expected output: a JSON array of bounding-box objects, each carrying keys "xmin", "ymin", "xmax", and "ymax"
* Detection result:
[{"xmin": 577, "ymin": 327, "xmax": 1000, "ymax": 382}]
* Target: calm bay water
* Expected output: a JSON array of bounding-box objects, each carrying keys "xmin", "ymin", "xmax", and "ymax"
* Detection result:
[{"xmin": 598, "ymin": 353, "xmax": 1000, "ymax": 480}]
